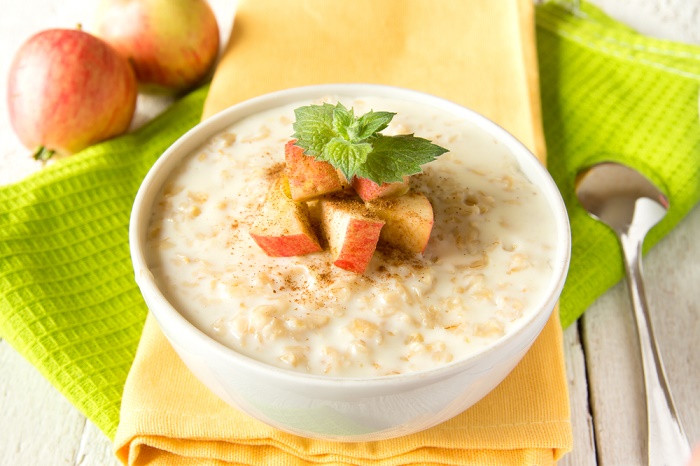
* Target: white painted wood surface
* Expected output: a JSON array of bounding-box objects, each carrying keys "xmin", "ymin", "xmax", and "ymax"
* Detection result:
[{"xmin": 1, "ymin": 1, "xmax": 698, "ymax": 465}]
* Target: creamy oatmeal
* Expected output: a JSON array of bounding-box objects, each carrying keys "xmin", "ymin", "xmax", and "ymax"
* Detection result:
[{"xmin": 146, "ymin": 95, "xmax": 558, "ymax": 377}]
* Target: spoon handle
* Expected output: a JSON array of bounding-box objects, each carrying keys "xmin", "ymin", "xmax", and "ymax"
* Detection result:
[{"xmin": 619, "ymin": 233, "xmax": 691, "ymax": 466}]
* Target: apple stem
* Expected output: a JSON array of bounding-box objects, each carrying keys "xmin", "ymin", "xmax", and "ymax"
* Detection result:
[{"xmin": 33, "ymin": 146, "xmax": 55, "ymax": 161}]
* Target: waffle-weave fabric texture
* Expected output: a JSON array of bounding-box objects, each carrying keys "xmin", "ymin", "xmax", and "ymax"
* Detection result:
[
  {"xmin": 0, "ymin": 86, "xmax": 208, "ymax": 439},
  {"xmin": 537, "ymin": 2, "xmax": 700, "ymax": 327}
]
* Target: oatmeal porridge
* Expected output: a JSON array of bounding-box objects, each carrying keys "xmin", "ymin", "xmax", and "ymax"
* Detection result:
[{"xmin": 145, "ymin": 95, "xmax": 558, "ymax": 377}]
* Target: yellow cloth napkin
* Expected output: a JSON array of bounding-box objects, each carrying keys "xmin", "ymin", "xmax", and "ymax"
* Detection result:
[{"xmin": 115, "ymin": 0, "xmax": 573, "ymax": 464}]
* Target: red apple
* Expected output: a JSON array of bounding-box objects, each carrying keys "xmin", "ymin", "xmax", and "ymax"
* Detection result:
[
  {"xmin": 7, "ymin": 29, "xmax": 137, "ymax": 160},
  {"xmin": 284, "ymin": 140, "xmax": 344, "ymax": 201},
  {"xmin": 366, "ymin": 192, "xmax": 434, "ymax": 254},
  {"xmin": 249, "ymin": 176, "xmax": 323, "ymax": 257},
  {"xmin": 352, "ymin": 176, "xmax": 410, "ymax": 202},
  {"xmin": 320, "ymin": 197, "xmax": 384, "ymax": 274},
  {"xmin": 94, "ymin": 0, "xmax": 220, "ymax": 93}
]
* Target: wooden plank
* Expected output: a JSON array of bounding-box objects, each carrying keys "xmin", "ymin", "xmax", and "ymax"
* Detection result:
[
  {"xmin": 582, "ymin": 285, "xmax": 646, "ymax": 465},
  {"xmin": 0, "ymin": 340, "xmax": 85, "ymax": 466},
  {"xmin": 75, "ymin": 421, "xmax": 120, "ymax": 466},
  {"xmin": 642, "ymin": 203, "xmax": 700, "ymax": 444},
  {"xmin": 0, "ymin": 340, "xmax": 117, "ymax": 465},
  {"xmin": 586, "ymin": 0, "xmax": 700, "ymax": 44},
  {"xmin": 560, "ymin": 325, "xmax": 597, "ymax": 466},
  {"xmin": 581, "ymin": 203, "xmax": 700, "ymax": 465}
]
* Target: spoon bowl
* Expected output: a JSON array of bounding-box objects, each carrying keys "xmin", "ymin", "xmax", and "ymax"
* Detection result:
[
  {"xmin": 576, "ymin": 162, "xmax": 669, "ymax": 235},
  {"xmin": 576, "ymin": 161, "xmax": 690, "ymax": 466}
]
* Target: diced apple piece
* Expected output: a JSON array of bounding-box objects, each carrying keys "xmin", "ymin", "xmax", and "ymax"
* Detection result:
[
  {"xmin": 285, "ymin": 139, "xmax": 343, "ymax": 202},
  {"xmin": 320, "ymin": 197, "xmax": 385, "ymax": 274},
  {"xmin": 305, "ymin": 198, "xmax": 322, "ymax": 224},
  {"xmin": 336, "ymin": 169, "xmax": 353, "ymax": 191},
  {"xmin": 352, "ymin": 176, "xmax": 410, "ymax": 202},
  {"xmin": 249, "ymin": 176, "xmax": 322, "ymax": 257},
  {"xmin": 366, "ymin": 192, "xmax": 434, "ymax": 254}
]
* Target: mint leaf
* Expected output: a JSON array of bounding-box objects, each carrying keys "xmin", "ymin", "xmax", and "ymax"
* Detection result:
[
  {"xmin": 354, "ymin": 111, "xmax": 394, "ymax": 140},
  {"xmin": 332, "ymin": 104, "xmax": 354, "ymax": 140},
  {"xmin": 292, "ymin": 104, "xmax": 336, "ymax": 156},
  {"xmin": 323, "ymin": 137, "xmax": 372, "ymax": 180},
  {"xmin": 356, "ymin": 134, "xmax": 449, "ymax": 184},
  {"xmin": 291, "ymin": 102, "xmax": 448, "ymax": 184}
]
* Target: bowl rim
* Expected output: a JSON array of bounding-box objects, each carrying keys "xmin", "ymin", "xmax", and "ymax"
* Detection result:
[{"xmin": 129, "ymin": 82, "xmax": 571, "ymax": 387}]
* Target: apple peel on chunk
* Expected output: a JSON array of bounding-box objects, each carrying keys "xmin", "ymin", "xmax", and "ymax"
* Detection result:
[
  {"xmin": 366, "ymin": 192, "xmax": 434, "ymax": 254},
  {"xmin": 352, "ymin": 176, "xmax": 410, "ymax": 202},
  {"xmin": 249, "ymin": 176, "xmax": 322, "ymax": 257},
  {"xmin": 320, "ymin": 197, "xmax": 385, "ymax": 274},
  {"xmin": 285, "ymin": 140, "xmax": 343, "ymax": 202}
]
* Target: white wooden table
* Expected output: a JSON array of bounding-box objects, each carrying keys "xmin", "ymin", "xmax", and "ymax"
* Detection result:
[{"xmin": 1, "ymin": 1, "xmax": 698, "ymax": 465}]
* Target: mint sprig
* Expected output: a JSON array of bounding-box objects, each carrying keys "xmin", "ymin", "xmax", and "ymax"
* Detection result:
[{"xmin": 292, "ymin": 102, "xmax": 448, "ymax": 184}]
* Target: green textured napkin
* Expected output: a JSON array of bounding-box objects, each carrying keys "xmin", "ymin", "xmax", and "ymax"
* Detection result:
[
  {"xmin": 536, "ymin": 2, "xmax": 700, "ymax": 328},
  {"xmin": 0, "ymin": 85, "xmax": 208, "ymax": 440}
]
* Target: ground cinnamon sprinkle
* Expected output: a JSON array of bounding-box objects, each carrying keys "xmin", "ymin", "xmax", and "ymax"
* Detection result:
[
  {"xmin": 265, "ymin": 162, "xmax": 285, "ymax": 182},
  {"xmin": 322, "ymin": 193, "xmax": 382, "ymax": 221},
  {"xmin": 375, "ymin": 242, "xmax": 427, "ymax": 270},
  {"xmin": 146, "ymin": 96, "xmax": 560, "ymax": 377},
  {"xmin": 284, "ymin": 274, "xmax": 300, "ymax": 292},
  {"xmin": 316, "ymin": 271, "xmax": 333, "ymax": 287}
]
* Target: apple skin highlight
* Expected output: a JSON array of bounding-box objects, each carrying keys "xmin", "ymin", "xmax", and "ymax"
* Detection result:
[{"xmin": 95, "ymin": 0, "xmax": 220, "ymax": 93}]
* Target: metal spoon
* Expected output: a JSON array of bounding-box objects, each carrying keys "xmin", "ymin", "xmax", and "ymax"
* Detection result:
[{"xmin": 576, "ymin": 161, "xmax": 690, "ymax": 466}]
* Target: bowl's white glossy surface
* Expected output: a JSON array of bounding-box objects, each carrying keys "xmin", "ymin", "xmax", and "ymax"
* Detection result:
[{"xmin": 130, "ymin": 83, "xmax": 571, "ymax": 442}]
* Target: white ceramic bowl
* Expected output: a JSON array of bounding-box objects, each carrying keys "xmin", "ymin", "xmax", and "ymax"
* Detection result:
[{"xmin": 130, "ymin": 83, "xmax": 571, "ymax": 442}]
